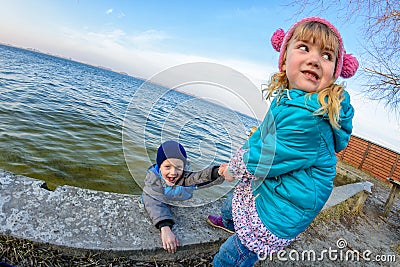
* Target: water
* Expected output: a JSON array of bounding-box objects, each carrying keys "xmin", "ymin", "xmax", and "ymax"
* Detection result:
[{"xmin": 0, "ymin": 44, "xmax": 258, "ymax": 196}]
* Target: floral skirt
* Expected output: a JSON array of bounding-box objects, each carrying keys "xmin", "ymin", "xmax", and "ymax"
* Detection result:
[{"xmin": 230, "ymin": 148, "xmax": 294, "ymax": 257}]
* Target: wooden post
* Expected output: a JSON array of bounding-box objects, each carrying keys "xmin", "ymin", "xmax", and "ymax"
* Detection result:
[
  {"xmin": 358, "ymin": 142, "xmax": 371, "ymax": 169},
  {"xmin": 339, "ymin": 146, "xmax": 347, "ymax": 161},
  {"xmin": 383, "ymin": 178, "xmax": 400, "ymax": 217},
  {"xmin": 388, "ymin": 154, "xmax": 399, "ymax": 178}
]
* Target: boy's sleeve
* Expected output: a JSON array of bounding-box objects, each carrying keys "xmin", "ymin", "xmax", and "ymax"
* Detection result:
[
  {"xmin": 142, "ymin": 173, "xmax": 175, "ymax": 228},
  {"xmin": 182, "ymin": 166, "xmax": 224, "ymax": 187}
]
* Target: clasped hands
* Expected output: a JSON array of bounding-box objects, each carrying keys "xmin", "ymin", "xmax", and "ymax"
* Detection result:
[{"xmin": 218, "ymin": 163, "xmax": 234, "ymax": 182}]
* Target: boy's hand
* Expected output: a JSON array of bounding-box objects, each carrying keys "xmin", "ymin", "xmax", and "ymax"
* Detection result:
[{"xmin": 160, "ymin": 226, "xmax": 179, "ymax": 253}]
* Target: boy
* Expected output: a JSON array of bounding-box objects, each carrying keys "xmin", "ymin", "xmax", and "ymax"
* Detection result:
[{"xmin": 142, "ymin": 140, "xmax": 224, "ymax": 253}]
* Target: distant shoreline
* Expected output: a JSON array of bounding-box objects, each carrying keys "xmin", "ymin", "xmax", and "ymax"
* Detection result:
[{"xmin": 0, "ymin": 42, "xmax": 136, "ymax": 78}]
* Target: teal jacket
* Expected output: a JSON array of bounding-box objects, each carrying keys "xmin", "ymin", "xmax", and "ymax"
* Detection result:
[{"xmin": 242, "ymin": 89, "xmax": 354, "ymax": 239}]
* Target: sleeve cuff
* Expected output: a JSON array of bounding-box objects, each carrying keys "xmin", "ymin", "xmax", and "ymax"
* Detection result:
[
  {"xmin": 156, "ymin": 219, "xmax": 175, "ymax": 229},
  {"xmin": 211, "ymin": 166, "xmax": 220, "ymax": 180}
]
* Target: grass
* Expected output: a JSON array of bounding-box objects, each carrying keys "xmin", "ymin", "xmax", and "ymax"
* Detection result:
[
  {"xmin": 337, "ymin": 161, "xmax": 390, "ymax": 189},
  {"xmin": 311, "ymin": 192, "xmax": 360, "ymax": 227},
  {"xmin": 0, "ymin": 234, "xmax": 213, "ymax": 267},
  {"xmin": 0, "ymin": 234, "xmax": 107, "ymax": 267},
  {"xmin": 392, "ymin": 243, "xmax": 400, "ymax": 255}
]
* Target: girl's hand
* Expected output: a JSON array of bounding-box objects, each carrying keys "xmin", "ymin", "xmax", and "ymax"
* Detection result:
[
  {"xmin": 218, "ymin": 163, "xmax": 228, "ymax": 176},
  {"xmin": 219, "ymin": 163, "xmax": 234, "ymax": 182},
  {"xmin": 160, "ymin": 226, "xmax": 179, "ymax": 253},
  {"xmin": 222, "ymin": 166, "xmax": 234, "ymax": 182}
]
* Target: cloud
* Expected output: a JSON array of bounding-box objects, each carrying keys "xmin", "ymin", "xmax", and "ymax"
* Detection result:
[
  {"xmin": 106, "ymin": 9, "xmax": 113, "ymax": 15},
  {"xmin": 62, "ymin": 26, "xmax": 171, "ymax": 51},
  {"xmin": 128, "ymin": 30, "xmax": 171, "ymax": 49},
  {"xmin": 56, "ymin": 26, "xmax": 274, "ymax": 98},
  {"xmin": 88, "ymin": 29, "xmax": 126, "ymax": 41}
]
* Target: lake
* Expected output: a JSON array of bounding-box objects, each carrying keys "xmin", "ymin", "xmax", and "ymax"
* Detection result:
[{"xmin": 0, "ymin": 44, "xmax": 258, "ymax": 197}]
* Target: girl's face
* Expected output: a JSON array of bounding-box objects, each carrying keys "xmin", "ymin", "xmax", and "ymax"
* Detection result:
[
  {"xmin": 159, "ymin": 158, "xmax": 184, "ymax": 186},
  {"xmin": 285, "ymin": 39, "xmax": 336, "ymax": 93}
]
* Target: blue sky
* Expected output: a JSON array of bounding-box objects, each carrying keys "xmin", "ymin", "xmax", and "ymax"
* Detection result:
[{"xmin": 0, "ymin": 0, "xmax": 399, "ymax": 152}]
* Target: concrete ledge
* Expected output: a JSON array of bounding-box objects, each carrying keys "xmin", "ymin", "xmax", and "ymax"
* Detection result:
[{"xmin": 0, "ymin": 169, "xmax": 230, "ymax": 261}]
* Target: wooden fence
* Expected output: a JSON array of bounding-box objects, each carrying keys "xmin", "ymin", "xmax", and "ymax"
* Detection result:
[{"xmin": 337, "ymin": 135, "xmax": 400, "ymax": 182}]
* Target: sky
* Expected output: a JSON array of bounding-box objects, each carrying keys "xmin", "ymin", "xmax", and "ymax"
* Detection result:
[{"xmin": 0, "ymin": 0, "xmax": 399, "ymax": 152}]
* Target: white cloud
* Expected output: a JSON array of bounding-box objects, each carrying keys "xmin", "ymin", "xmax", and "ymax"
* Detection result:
[
  {"xmin": 47, "ymin": 26, "xmax": 274, "ymax": 119},
  {"xmin": 106, "ymin": 9, "xmax": 113, "ymax": 15},
  {"xmin": 61, "ymin": 27, "xmax": 171, "ymax": 51},
  {"xmin": 128, "ymin": 30, "xmax": 171, "ymax": 49},
  {"xmin": 87, "ymin": 29, "xmax": 126, "ymax": 41}
]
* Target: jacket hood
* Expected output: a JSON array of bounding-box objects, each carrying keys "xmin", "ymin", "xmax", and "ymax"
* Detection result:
[{"xmin": 281, "ymin": 89, "xmax": 354, "ymax": 152}]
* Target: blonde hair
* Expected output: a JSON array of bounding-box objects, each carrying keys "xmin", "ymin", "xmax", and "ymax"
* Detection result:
[
  {"xmin": 265, "ymin": 21, "xmax": 344, "ymax": 129},
  {"xmin": 248, "ymin": 126, "xmax": 258, "ymax": 138}
]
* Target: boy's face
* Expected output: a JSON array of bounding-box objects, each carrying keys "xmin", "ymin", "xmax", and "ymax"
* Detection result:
[
  {"xmin": 159, "ymin": 158, "xmax": 184, "ymax": 186},
  {"xmin": 285, "ymin": 39, "xmax": 336, "ymax": 93}
]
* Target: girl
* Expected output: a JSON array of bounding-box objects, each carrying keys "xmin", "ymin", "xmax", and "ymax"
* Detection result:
[{"xmin": 213, "ymin": 17, "xmax": 358, "ymax": 266}]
